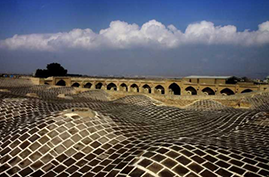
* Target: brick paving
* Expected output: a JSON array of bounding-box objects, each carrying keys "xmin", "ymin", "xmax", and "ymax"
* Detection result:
[{"xmin": 0, "ymin": 78, "xmax": 269, "ymax": 177}]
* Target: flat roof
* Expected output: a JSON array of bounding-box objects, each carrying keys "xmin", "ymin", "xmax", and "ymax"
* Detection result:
[{"xmin": 184, "ymin": 76, "xmax": 233, "ymax": 79}]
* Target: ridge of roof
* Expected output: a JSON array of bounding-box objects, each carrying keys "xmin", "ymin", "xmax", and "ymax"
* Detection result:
[{"xmin": 184, "ymin": 76, "xmax": 233, "ymax": 79}]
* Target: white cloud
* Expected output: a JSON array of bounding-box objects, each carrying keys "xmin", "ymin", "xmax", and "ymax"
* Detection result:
[
  {"xmin": 259, "ymin": 21, "xmax": 269, "ymax": 32},
  {"xmin": 1, "ymin": 20, "xmax": 269, "ymax": 51}
]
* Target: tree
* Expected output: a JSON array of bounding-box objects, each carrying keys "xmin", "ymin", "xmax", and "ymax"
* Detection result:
[
  {"xmin": 241, "ymin": 77, "xmax": 252, "ymax": 82},
  {"xmin": 34, "ymin": 63, "xmax": 67, "ymax": 78},
  {"xmin": 46, "ymin": 63, "xmax": 67, "ymax": 76},
  {"xmin": 226, "ymin": 76, "xmax": 240, "ymax": 84},
  {"xmin": 35, "ymin": 69, "xmax": 48, "ymax": 78}
]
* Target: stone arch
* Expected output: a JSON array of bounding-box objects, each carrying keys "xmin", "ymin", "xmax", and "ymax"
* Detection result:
[
  {"xmin": 241, "ymin": 89, "xmax": 253, "ymax": 93},
  {"xmin": 84, "ymin": 83, "xmax": 92, "ymax": 88},
  {"xmin": 169, "ymin": 83, "xmax": 181, "ymax": 95},
  {"xmin": 142, "ymin": 84, "xmax": 151, "ymax": 93},
  {"xmin": 56, "ymin": 80, "xmax": 66, "ymax": 86},
  {"xmin": 107, "ymin": 83, "xmax": 117, "ymax": 91},
  {"xmin": 220, "ymin": 88, "xmax": 235, "ymax": 95},
  {"xmin": 155, "ymin": 85, "xmax": 165, "ymax": 94},
  {"xmin": 131, "ymin": 84, "xmax": 139, "ymax": 92},
  {"xmin": 202, "ymin": 87, "xmax": 215, "ymax": 95},
  {"xmin": 185, "ymin": 86, "xmax": 197, "ymax": 95},
  {"xmin": 95, "ymin": 83, "xmax": 103, "ymax": 89},
  {"xmin": 120, "ymin": 83, "xmax": 128, "ymax": 91},
  {"xmin": 71, "ymin": 83, "xmax": 80, "ymax": 87}
]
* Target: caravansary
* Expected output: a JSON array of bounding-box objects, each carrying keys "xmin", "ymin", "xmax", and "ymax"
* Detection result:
[{"xmin": 43, "ymin": 76, "xmax": 268, "ymax": 96}]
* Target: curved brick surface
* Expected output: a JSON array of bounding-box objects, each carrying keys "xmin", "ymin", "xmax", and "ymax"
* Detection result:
[{"xmin": 0, "ymin": 79, "xmax": 269, "ymax": 177}]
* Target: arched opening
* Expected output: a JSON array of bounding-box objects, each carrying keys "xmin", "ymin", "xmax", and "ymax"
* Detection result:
[
  {"xmin": 241, "ymin": 89, "xmax": 253, "ymax": 93},
  {"xmin": 185, "ymin": 86, "xmax": 197, "ymax": 95},
  {"xmin": 220, "ymin": 88, "xmax": 235, "ymax": 95},
  {"xmin": 95, "ymin": 83, "xmax": 103, "ymax": 89},
  {"xmin": 131, "ymin": 84, "xmax": 139, "ymax": 92},
  {"xmin": 71, "ymin": 83, "xmax": 80, "ymax": 87},
  {"xmin": 155, "ymin": 85, "xmax": 165, "ymax": 94},
  {"xmin": 169, "ymin": 83, "xmax": 181, "ymax": 95},
  {"xmin": 120, "ymin": 83, "xmax": 128, "ymax": 91},
  {"xmin": 142, "ymin": 84, "xmax": 151, "ymax": 93},
  {"xmin": 56, "ymin": 80, "xmax": 66, "ymax": 86},
  {"xmin": 45, "ymin": 82, "xmax": 49, "ymax": 85},
  {"xmin": 84, "ymin": 83, "xmax": 92, "ymax": 88},
  {"xmin": 107, "ymin": 83, "xmax": 117, "ymax": 91},
  {"xmin": 202, "ymin": 87, "xmax": 215, "ymax": 95}
]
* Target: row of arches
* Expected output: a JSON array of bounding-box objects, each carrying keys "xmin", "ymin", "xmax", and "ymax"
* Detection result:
[
  {"xmin": 55, "ymin": 80, "xmax": 253, "ymax": 95},
  {"xmin": 57, "ymin": 80, "xmax": 176, "ymax": 95}
]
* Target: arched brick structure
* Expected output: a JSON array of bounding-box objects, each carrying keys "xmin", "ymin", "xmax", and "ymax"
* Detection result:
[
  {"xmin": 155, "ymin": 85, "xmax": 165, "ymax": 94},
  {"xmin": 119, "ymin": 83, "xmax": 128, "ymax": 92},
  {"xmin": 220, "ymin": 88, "xmax": 235, "ymax": 95},
  {"xmin": 185, "ymin": 86, "xmax": 197, "ymax": 95},
  {"xmin": 107, "ymin": 83, "xmax": 117, "ymax": 91},
  {"xmin": 241, "ymin": 89, "xmax": 253, "ymax": 93},
  {"xmin": 202, "ymin": 87, "xmax": 215, "ymax": 95},
  {"xmin": 56, "ymin": 80, "xmax": 66, "ymax": 86},
  {"xmin": 71, "ymin": 82, "xmax": 80, "ymax": 87},
  {"xmin": 169, "ymin": 83, "xmax": 181, "ymax": 95},
  {"xmin": 95, "ymin": 83, "xmax": 103, "ymax": 89},
  {"xmin": 48, "ymin": 76, "xmax": 266, "ymax": 96},
  {"xmin": 84, "ymin": 83, "xmax": 92, "ymax": 88},
  {"xmin": 142, "ymin": 84, "xmax": 152, "ymax": 93},
  {"xmin": 130, "ymin": 84, "xmax": 139, "ymax": 92}
]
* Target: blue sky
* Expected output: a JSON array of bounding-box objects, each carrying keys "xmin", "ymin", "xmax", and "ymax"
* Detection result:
[
  {"xmin": 1, "ymin": 0, "xmax": 269, "ymax": 38},
  {"xmin": 0, "ymin": 0, "xmax": 269, "ymax": 78}
]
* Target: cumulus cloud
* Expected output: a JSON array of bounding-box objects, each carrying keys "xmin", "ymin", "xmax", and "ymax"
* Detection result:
[{"xmin": 1, "ymin": 20, "xmax": 269, "ymax": 51}]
